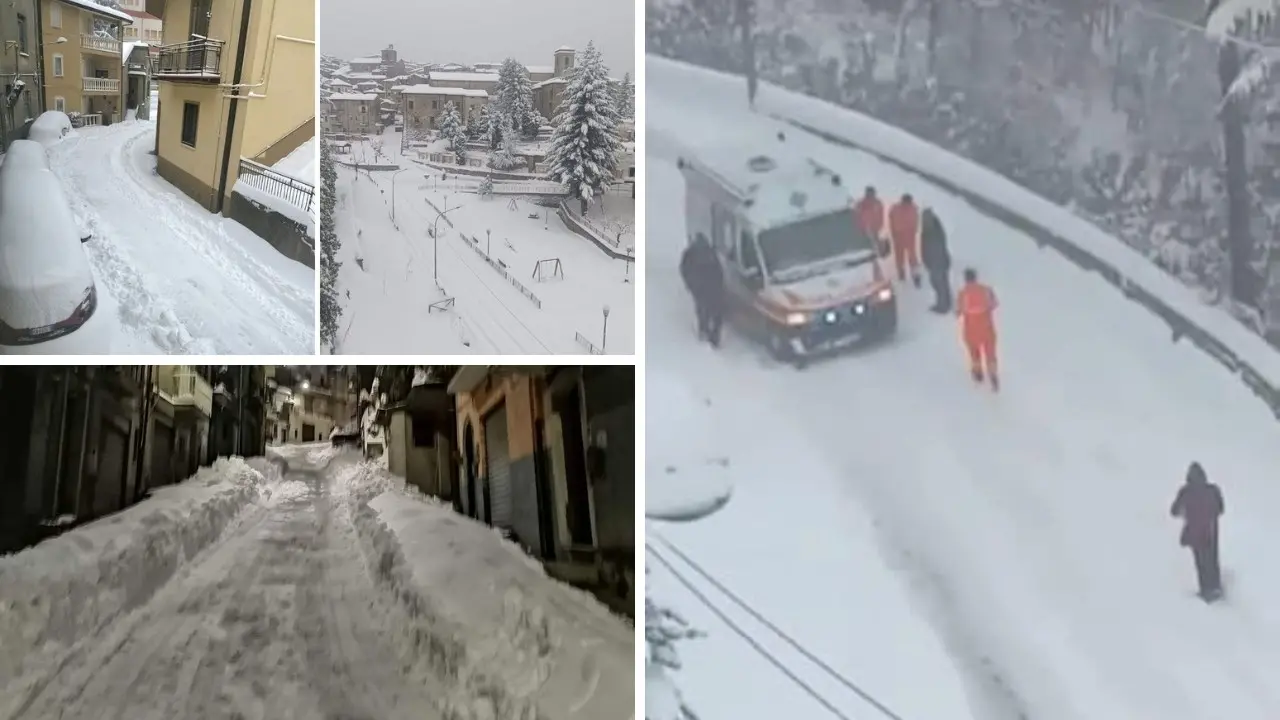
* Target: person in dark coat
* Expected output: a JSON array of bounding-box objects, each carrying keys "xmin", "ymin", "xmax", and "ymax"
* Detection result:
[
  {"xmin": 680, "ymin": 233, "xmax": 726, "ymax": 347},
  {"xmin": 919, "ymin": 208, "xmax": 952, "ymax": 313},
  {"xmin": 1169, "ymin": 461, "xmax": 1225, "ymax": 600}
]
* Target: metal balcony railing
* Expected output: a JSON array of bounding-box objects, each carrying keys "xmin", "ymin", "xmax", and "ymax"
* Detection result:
[
  {"xmin": 238, "ymin": 157, "xmax": 315, "ymax": 214},
  {"xmin": 154, "ymin": 38, "xmax": 224, "ymax": 80}
]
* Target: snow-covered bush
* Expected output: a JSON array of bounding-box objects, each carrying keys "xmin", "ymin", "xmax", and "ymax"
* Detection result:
[
  {"xmin": 489, "ymin": 119, "xmax": 524, "ymax": 171},
  {"xmin": 646, "ymin": 577, "xmax": 703, "ymax": 720},
  {"xmin": 479, "ymin": 175, "xmax": 495, "ymax": 196},
  {"xmin": 438, "ymin": 100, "xmax": 468, "ymax": 163}
]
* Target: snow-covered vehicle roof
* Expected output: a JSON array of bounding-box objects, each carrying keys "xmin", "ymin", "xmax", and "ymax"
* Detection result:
[
  {"xmin": 0, "ymin": 140, "xmax": 110, "ymax": 350},
  {"xmin": 679, "ymin": 135, "xmax": 853, "ymax": 232}
]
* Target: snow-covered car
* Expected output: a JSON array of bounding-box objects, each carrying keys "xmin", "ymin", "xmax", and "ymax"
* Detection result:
[
  {"xmin": 678, "ymin": 133, "xmax": 896, "ymax": 367},
  {"xmin": 0, "ymin": 139, "xmax": 112, "ymax": 353}
]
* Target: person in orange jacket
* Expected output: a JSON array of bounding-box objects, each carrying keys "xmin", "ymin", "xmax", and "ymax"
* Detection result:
[
  {"xmin": 888, "ymin": 193, "xmax": 921, "ymax": 287},
  {"xmin": 956, "ymin": 268, "xmax": 999, "ymax": 390},
  {"xmin": 854, "ymin": 186, "xmax": 886, "ymax": 250}
]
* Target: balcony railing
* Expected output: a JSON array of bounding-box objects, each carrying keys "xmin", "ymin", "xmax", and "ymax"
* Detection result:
[
  {"xmin": 238, "ymin": 157, "xmax": 315, "ymax": 214},
  {"xmin": 82, "ymin": 77, "xmax": 120, "ymax": 94},
  {"xmin": 81, "ymin": 34, "xmax": 120, "ymax": 55},
  {"xmin": 154, "ymin": 38, "xmax": 224, "ymax": 80}
]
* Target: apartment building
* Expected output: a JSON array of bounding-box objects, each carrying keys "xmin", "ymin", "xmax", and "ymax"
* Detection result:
[
  {"xmin": 117, "ymin": 0, "xmax": 163, "ymax": 47},
  {"xmin": 329, "ymin": 92, "xmax": 376, "ymax": 133},
  {"xmin": 400, "ymin": 85, "xmax": 486, "ymax": 131},
  {"xmin": 0, "ymin": 0, "xmax": 47, "ymax": 147},
  {"xmin": 272, "ymin": 366, "xmax": 356, "ymax": 443},
  {"xmin": 39, "ymin": 0, "xmax": 132, "ymax": 123},
  {"xmin": 152, "ymin": 0, "xmax": 315, "ymax": 214}
]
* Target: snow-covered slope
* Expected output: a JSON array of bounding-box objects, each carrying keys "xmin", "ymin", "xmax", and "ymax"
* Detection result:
[{"xmin": 648, "ymin": 55, "xmax": 1280, "ymax": 720}]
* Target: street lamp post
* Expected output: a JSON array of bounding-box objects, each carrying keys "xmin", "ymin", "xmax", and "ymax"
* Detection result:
[
  {"xmin": 486, "ymin": 229, "xmax": 491, "ymax": 256},
  {"xmin": 601, "ymin": 305, "xmax": 610, "ymax": 353},
  {"xmin": 390, "ymin": 167, "xmax": 409, "ymax": 225}
]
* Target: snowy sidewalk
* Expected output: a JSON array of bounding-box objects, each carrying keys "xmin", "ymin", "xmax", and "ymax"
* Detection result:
[{"xmin": 42, "ymin": 120, "xmax": 314, "ymax": 354}]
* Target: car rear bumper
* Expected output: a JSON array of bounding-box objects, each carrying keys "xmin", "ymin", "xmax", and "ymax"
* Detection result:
[{"xmin": 0, "ymin": 301, "xmax": 115, "ymax": 354}]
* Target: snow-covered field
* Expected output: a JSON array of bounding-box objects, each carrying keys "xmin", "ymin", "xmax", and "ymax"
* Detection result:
[
  {"xmin": 30, "ymin": 109, "xmax": 314, "ymax": 354},
  {"xmin": 0, "ymin": 444, "xmax": 633, "ymax": 720},
  {"xmin": 331, "ymin": 129, "xmax": 634, "ymax": 354},
  {"xmin": 648, "ymin": 56, "xmax": 1280, "ymax": 720}
]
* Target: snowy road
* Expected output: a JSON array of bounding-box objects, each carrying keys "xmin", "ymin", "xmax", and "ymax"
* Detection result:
[
  {"xmin": 648, "ymin": 57, "xmax": 1280, "ymax": 720},
  {"xmin": 5, "ymin": 455, "xmax": 438, "ymax": 720},
  {"xmin": 44, "ymin": 119, "xmax": 314, "ymax": 354}
]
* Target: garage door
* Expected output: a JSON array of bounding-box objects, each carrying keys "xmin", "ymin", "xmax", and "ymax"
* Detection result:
[{"xmin": 484, "ymin": 405, "xmax": 512, "ymax": 530}]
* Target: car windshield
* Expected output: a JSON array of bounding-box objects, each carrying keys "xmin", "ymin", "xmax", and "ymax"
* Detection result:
[{"xmin": 757, "ymin": 210, "xmax": 875, "ymax": 281}]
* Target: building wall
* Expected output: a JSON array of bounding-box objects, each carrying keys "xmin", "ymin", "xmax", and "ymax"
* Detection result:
[
  {"xmin": 331, "ymin": 98, "xmax": 374, "ymax": 132},
  {"xmin": 233, "ymin": 0, "xmax": 313, "ymax": 165},
  {"xmin": 402, "ymin": 91, "xmax": 485, "ymax": 131},
  {"xmin": 155, "ymin": 0, "xmax": 238, "ymax": 212},
  {"xmin": 0, "ymin": 0, "xmax": 46, "ymax": 145}
]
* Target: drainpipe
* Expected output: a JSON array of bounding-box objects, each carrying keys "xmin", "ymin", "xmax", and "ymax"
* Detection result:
[{"xmin": 214, "ymin": 0, "xmax": 253, "ymax": 215}]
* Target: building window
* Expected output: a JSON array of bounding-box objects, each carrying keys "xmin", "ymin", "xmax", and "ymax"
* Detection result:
[
  {"xmin": 431, "ymin": 100, "xmax": 438, "ymax": 109},
  {"xmin": 360, "ymin": 104, "xmax": 366, "ymax": 113},
  {"xmin": 15, "ymin": 14, "xmax": 28, "ymax": 54},
  {"xmin": 50, "ymin": 3, "xmax": 62, "ymax": 28},
  {"xmin": 54, "ymin": 96, "xmax": 65, "ymax": 112},
  {"xmin": 180, "ymin": 102, "xmax": 199, "ymax": 147},
  {"xmin": 407, "ymin": 99, "xmax": 414, "ymax": 110},
  {"xmin": 411, "ymin": 415, "xmax": 435, "ymax": 446},
  {"xmin": 52, "ymin": 54, "xmax": 64, "ymax": 78}
]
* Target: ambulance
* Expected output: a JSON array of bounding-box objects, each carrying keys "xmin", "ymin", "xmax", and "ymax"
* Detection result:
[{"xmin": 677, "ymin": 133, "xmax": 897, "ymax": 366}]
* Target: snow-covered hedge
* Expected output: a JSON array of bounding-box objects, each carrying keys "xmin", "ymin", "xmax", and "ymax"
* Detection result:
[
  {"xmin": 347, "ymin": 472, "xmax": 634, "ymax": 720},
  {"xmin": 650, "ymin": 55, "xmax": 1280, "ymax": 422},
  {"xmin": 0, "ymin": 458, "xmax": 269, "ymax": 701}
]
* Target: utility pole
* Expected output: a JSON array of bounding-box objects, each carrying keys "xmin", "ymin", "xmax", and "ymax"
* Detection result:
[
  {"xmin": 601, "ymin": 305, "xmax": 610, "ymax": 353},
  {"xmin": 738, "ymin": 0, "xmax": 758, "ymax": 108}
]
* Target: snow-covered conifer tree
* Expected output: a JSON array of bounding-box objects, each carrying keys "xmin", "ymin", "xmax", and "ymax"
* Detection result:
[
  {"xmin": 469, "ymin": 104, "xmax": 489, "ymax": 140},
  {"xmin": 319, "ymin": 139, "xmax": 342, "ymax": 348},
  {"xmin": 615, "ymin": 72, "xmax": 635, "ymax": 119},
  {"xmin": 439, "ymin": 101, "xmax": 468, "ymax": 163},
  {"xmin": 547, "ymin": 42, "xmax": 622, "ymax": 214},
  {"xmin": 487, "ymin": 102, "xmax": 505, "ymax": 150},
  {"xmin": 490, "ymin": 117, "xmax": 522, "ymax": 170},
  {"xmin": 495, "ymin": 57, "xmax": 537, "ymax": 133}
]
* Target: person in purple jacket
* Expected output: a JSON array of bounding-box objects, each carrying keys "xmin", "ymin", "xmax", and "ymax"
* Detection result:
[{"xmin": 1170, "ymin": 461, "xmax": 1225, "ymax": 601}]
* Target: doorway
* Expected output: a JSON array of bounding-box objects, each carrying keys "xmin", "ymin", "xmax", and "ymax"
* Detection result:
[
  {"xmin": 555, "ymin": 384, "xmax": 594, "ymax": 546},
  {"xmin": 463, "ymin": 421, "xmax": 477, "ymax": 519}
]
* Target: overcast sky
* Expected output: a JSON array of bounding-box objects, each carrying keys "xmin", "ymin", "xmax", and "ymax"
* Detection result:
[{"xmin": 322, "ymin": 0, "xmax": 635, "ymax": 76}]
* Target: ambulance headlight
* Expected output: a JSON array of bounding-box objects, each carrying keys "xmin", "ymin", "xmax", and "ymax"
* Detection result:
[
  {"xmin": 875, "ymin": 287, "xmax": 893, "ymax": 302},
  {"xmin": 823, "ymin": 310, "xmax": 839, "ymax": 324},
  {"xmin": 853, "ymin": 304, "xmax": 866, "ymax": 315},
  {"xmin": 785, "ymin": 312, "xmax": 809, "ymax": 326}
]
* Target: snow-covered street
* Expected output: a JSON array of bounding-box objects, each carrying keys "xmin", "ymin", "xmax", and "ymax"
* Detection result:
[
  {"xmin": 0, "ymin": 444, "xmax": 633, "ymax": 720},
  {"xmin": 647, "ymin": 56, "xmax": 1280, "ymax": 720},
  {"xmin": 37, "ymin": 109, "xmax": 314, "ymax": 354}
]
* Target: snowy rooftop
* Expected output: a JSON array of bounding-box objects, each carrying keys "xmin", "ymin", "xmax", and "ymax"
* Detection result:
[
  {"xmin": 556, "ymin": 46, "xmax": 575, "ymax": 52},
  {"xmin": 684, "ymin": 141, "xmax": 854, "ymax": 230},
  {"xmin": 534, "ymin": 77, "xmax": 567, "ymax": 89},
  {"xmin": 329, "ymin": 79, "xmax": 352, "ymax": 87},
  {"xmin": 62, "ymin": 0, "xmax": 133, "ymax": 23},
  {"xmin": 400, "ymin": 84, "xmax": 488, "ymax": 98},
  {"xmin": 527, "ymin": 65, "xmax": 554, "ymax": 74},
  {"xmin": 330, "ymin": 93, "xmax": 378, "ymax": 102},
  {"xmin": 429, "ymin": 71, "xmax": 499, "ymax": 84},
  {"xmin": 352, "ymin": 56, "xmax": 382, "ymax": 64}
]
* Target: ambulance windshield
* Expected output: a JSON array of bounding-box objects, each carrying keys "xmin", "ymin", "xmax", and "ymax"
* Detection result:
[{"xmin": 757, "ymin": 210, "xmax": 876, "ymax": 281}]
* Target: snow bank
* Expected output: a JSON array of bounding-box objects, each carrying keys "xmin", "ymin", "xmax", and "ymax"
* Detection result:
[
  {"xmin": 344, "ymin": 464, "xmax": 634, "ymax": 720},
  {"xmin": 27, "ymin": 111, "xmax": 73, "ymax": 146},
  {"xmin": 0, "ymin": 458, "xmax": 269, "ymax": 693},
  {"xmin": 232, "ymin": 175, "xmax": 316, "ymax": 236},
  {"xmin": 649, "ymin": 56, "xmax": 1280, "ymax": 418}
]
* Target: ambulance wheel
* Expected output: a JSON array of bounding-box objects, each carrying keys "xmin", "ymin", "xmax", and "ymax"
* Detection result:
[{"xmin": 767, "ymin": 333, "xmax": 791, "ymax": 363}]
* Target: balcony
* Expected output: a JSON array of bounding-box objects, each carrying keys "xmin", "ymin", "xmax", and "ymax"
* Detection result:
[
  {"xmin": 154, "ymin": 39, "xmax": 224, "ymax": 81},
  {"xmin": 172, "ymin": 369, "xmax": 214, "ymax": 417},
  {"xmin": 81, "ymin": 34, "xmax": 121, "ymax": 56},
  {"xmin": 83, "ymin": 77, "xmax": 120, "ymax": 94}
]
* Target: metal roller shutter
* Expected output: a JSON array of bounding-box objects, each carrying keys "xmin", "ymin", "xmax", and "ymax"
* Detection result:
[{"xmin": 484, "ymin": 405, "xmax": 513, "ymax": 530}]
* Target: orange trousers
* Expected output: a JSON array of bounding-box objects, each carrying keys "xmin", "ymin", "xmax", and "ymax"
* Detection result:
[
  {"xmin": 892, "ymin": 236, "xmax": 919, "ymax": 280},
  {"xmin": 963, "ymin": 329, "xmax": 998, "ymax": 377}
]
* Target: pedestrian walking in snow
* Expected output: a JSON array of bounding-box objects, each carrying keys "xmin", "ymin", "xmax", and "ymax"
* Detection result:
[
  {"xmin": 956, "ymin": 268, "xmax": 999, "ymax": 390},
  {"xmin": 1170, "ymin": 461, "xmax": 1225, "ymax": 601},
  {"xmin": 920, "ymin": 208, "xmax": 951, "ymax": 313},
  {"xmin": 888, "ymin": 194, "xmax": 922, "ymax": 287},
  {"xmin": 680, "ymin": 233, "xmax": 726, "ymax": 347}
]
